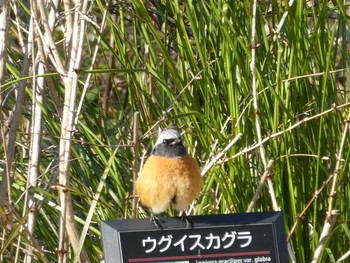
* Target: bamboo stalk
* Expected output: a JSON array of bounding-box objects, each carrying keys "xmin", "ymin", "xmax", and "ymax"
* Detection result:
[
  {"xmin": 132, "ymin": 112, "xmax": 140, "ymax": 219},
  {"xmin": 23, "ymin": 44, "xmax": 45, "ymax": 263},
  {"xmin": 0, "ymin": 0, "xmax": 11, "ymax": 205},
  {"xmin": 57, "ymin": 0, "xmax": 90, "ymax": 261}
]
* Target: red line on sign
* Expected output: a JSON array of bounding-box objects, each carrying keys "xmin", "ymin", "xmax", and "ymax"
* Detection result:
[{"xmin": 128, "ymin": 250, "xmax": 271, "ymax": 262}]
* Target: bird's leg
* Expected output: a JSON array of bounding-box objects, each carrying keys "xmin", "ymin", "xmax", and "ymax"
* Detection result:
[
  {"xmin": 179, "ymin": 211, "xmax": 193, "ymax": 229},
  {"xmin": 150, "ymin": 213, "xmax": 164, "ymax": 229}
]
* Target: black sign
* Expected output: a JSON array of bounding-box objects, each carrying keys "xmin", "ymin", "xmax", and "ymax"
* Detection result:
[{"xmin": 101, "ymin": 212, "xmax": 288, "ymax": 263}]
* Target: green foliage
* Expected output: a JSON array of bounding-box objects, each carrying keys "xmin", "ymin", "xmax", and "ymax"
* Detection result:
[{"xmin": 1, "ymin": 0, "xmax": 350, "ymax": 262}]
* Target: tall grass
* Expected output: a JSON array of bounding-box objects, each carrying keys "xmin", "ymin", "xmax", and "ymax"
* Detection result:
[{"xmin": 0, "ymin": 0, "xmax": 350, "ymax": 262}]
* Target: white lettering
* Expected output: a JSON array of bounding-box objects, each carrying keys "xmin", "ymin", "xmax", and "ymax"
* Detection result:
[{"xmin": 254, "ymin": 256, "xmax": 271, "ymax": 262}]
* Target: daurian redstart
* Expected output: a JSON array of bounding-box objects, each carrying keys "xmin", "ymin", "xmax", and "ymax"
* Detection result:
[{"xmin": 136, "ymin": 128, "xmax": 202, "ymax": 220}]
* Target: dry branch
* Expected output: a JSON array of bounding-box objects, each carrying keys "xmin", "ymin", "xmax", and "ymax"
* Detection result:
[
  {"xmin": 0, "ymin": 0, "xmax": 33, "ymax": 243},
  {"xmin": 221, "ymin": 102, "xmax": 350, "ymax": 164},
  {"xmin": 311, "ymin": 108, "xmax": 350, "ymax": 261}
]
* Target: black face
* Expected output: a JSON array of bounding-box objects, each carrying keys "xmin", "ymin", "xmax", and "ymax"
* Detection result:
[{"xmin": 151, "ymin": 138, "xmax": 187, "ymax": 158}]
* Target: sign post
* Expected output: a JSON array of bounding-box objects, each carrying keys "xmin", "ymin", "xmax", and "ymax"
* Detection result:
[{"xmin": 101, "ymin": 212, "xmax": 288, "ymax": 263}]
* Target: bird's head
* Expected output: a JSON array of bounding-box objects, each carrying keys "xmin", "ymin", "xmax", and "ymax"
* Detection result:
[{"xmin": 152, "ymin": 129, "xmax": 188, "ymax": 158}]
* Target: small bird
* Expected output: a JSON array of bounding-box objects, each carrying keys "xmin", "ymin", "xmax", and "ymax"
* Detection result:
[{"xmin": 136, "ymin": 128, "xmax": 202, "ymax": 224}]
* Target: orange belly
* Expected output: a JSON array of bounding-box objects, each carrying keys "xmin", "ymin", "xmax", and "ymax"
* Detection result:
[{"xmin": 135, "ymin": 154, "xmax": 202, "ymax": 214}]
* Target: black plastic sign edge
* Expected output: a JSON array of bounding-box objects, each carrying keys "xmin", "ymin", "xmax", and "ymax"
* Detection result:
[{"xmin": 101, "ymin": 211, "xmax": 288, "ymax": 263}]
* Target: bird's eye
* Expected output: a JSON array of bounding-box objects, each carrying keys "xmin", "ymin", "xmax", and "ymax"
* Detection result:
[{"xmin": 163, "ymin": 139, "xmax": 167, "ymax": 144}]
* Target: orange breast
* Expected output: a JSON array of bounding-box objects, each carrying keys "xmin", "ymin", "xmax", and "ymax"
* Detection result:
[{"xmin": 135, "ymin": 154, "xmax": 202, "ymax": 214}]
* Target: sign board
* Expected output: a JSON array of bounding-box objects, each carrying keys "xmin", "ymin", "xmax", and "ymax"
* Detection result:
[{"xmin": 101, "ymin": 212, "xmax": 288, "ymax": 263}]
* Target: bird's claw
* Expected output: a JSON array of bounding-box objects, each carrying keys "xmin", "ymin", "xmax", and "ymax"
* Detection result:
[
  {"xmin": 151, "ymin": 215, "xmax": 164, "ymax": 229},
  {"xmin": 180, "ymin": 214, "xmax": 194, "ymax": 228}
]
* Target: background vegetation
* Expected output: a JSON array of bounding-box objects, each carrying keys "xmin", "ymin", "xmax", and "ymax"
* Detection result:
[{"xmin": 0, "ymin": 0, "xmax": 350, "ymax": 262}]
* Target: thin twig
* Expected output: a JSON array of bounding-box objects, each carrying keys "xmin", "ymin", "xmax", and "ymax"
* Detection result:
[
  {"xmin": 336, "ymin": 249, "xmax": 350, "ymax": 262},
  {"xmin": 72, "ymin": 146, "xmax": 120, "ymax": 263},
  {"xmin": 74, "ymin": 0, "xmax": 112, "ymax": 125},
  {"xmin": 140, "ymin": 59, "xmax": 218, "ymax": 141},
  {"xmin": 0, "ymin": 198, "xmax": 50, "ymax": 262},
  {"xmin": 236, "ymin": 66, "xmax": 350, "ymax": 128},
  {"xmin": 247, "ymin": 160, "xmax": 275, "ymax": 212},
  {"xmin": 15, "ymin": 131, "xmax": 132, "ymax": 148},
  {"xmin": 311, "ymin": 110, "xmax": 350, "ymax": 261},
  {"xmin": 283, "ymin": 67, "xmax": 350, "ymax": 83},
  {"xmin": 250, "ymin": 0, "xmax": 279, "ymax": 213},
  {"xmin": 311, "ymin": 210, "xmax": 339, "ymax": 262},
  {"xmin": 0, "ymin": 0, "xmax": 15, "ymax": 194},
  {"xmin": 200, "ymin": 133, "xmax": 242, "ymax": 177},
  {"xmin": 0, "ymin": 4, "xmax": 33, "ymax": 258},
  {"xmin": 35, "ymin": 0, "xmax": 66, "ymax": 76},
  {"xmin": 251, "ymin": 0, "xmax": 265, "ymax": 165},
  {"xmin": 328, "ymin": 117, "xmax": 350, "ymax": 216},
  {"xmin": 163, "ymin": 59, "xmax": 217, "ymax": 118},
  {"xmin": 287, "ymin": 170, "xmax": 338, "ymax": 241},
  {"xmin": 204, "ymin": 117, "xmax": 232, "ymax": 167},
  {"xmin": 11, "ymin": 0, "xmax": 26, "ymax": 53},
  {"xmin": 220, "ymin": 102, "xmax": 350, "ymax": 164}
]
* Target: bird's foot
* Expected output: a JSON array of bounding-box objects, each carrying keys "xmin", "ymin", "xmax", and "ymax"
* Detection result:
[
  {"xmin": 150, "ymin": 215, "xmax": 164, "ymax": 229},
  {"xmin": 180, "ymin": 214, "xmax": 194, "ymax": 229}
]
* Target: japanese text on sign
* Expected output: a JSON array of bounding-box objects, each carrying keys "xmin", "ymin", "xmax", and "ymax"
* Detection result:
[{"xmin": 142, "ymin": 231, "xmax": 252, "ymax": 253}]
